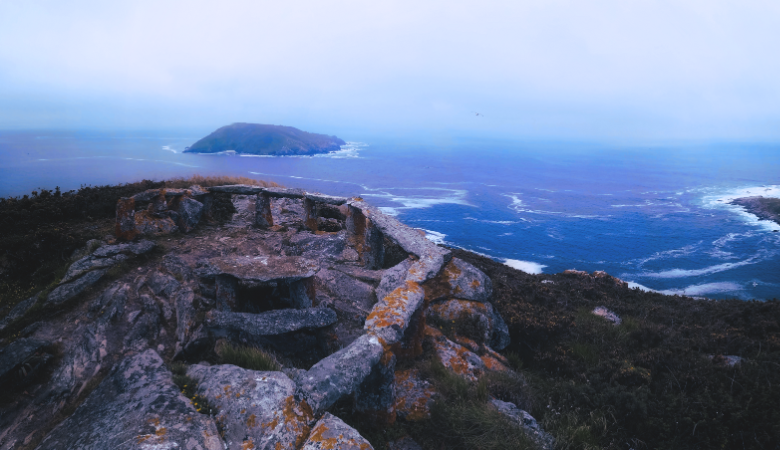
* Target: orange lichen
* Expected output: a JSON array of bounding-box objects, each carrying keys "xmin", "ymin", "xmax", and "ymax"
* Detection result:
[
  {"xmin": 481, "ymin": 354, "xmax": 509, "ymax": 371},
  {"xmin": 155, "ymin": 428, "xmax": 167, "ymax": 436},
  {"xmin": 247, "ymin": 414, "xmax": 257, "ymax": 428},
  {"xmin": 394, "ymin": 369, "xmax": 434, "ymax": 421},
  {"xmin": 241, "ymin": 439, "xmax": 256, "ymax": 450},
  {"xmin": 366, "ymin": 281, "xmax": 422, "ymax": 330}
]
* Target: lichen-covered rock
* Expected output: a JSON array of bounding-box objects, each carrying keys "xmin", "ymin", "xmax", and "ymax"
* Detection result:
[
  {"xmin": 208, "ymin": 184, "xmax": 265, "ymax": 195},
  {"xmin": 187, "ymin": 364, "xmax": 314, "ymax": 450},
  {"xmin": 176, "ymin": 197, "xmax": 204, "ymax": 233},
  {"xmin": 206, "ymin": 308, "xmax": 338, "ymax": 336},
  {"xmin": 146, "ymin": 270, "xmax": 180, "ymax": 299},
  {"xmin": 61, "ymin": 254, "xmax": 128, "ymax": 283},
  {"xmin": 423, "ymin": 257, "xmax": 492, "ymax": 303},
  {"xmin": 365, "ymin": 279, "xmax": 425, "ymax": 345},
  {"xmin": 490, "ymin": 399, "xmax": 555, "ymax": 450},
  {"xmin": 301, "ymin": 412, "xmax": 374, "ymax": 450},
  {"xmin": 37, "ymin": 350, "xmax": 223, "ymax": 450},
  {"xmin": 287, "ymin": 232, "xmax": 347, "ymax": 261},
  {"xmin": 88, "ymin": 282, "xmax": 129, "ymax": 323},
  {"xmin": 354, "ymin": 348, "xmax": 396, "ymax": 423},
  {"xmin": 426, "ymin": 299, "xmax": 510, "ymax": 350},
  {"xmin": 134, "ymin": 210, "xmax": 178, "ymax": 235},
  {"xmin": 393, "ymin": 369, "xmax": 435, "ymax": 421},
  {"xmin": 47, "ymin": 269, "xmax": 107, "ymax": 306},
  {"xmin": 298, "ymin": 334, "xmax": 384, "ymax": 414},
  {"xmin": 425, "ymin": 325, "xmax": 486, "ymax": 382}
]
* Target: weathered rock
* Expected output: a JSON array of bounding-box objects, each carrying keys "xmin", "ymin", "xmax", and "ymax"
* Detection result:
[
  {"xmin": 163, "ymin": 253, "xmax": 192, "ymax": 279},
  {"xmin": 354, "ymin": 348, "xmax": 396, "ymax": 423},
  {"xmin": 92, "ymin": 239, "xmax": 155, "ymax": 257},
  {"xmin": 256, "ymin": 192, "xmax": 274, "ymax": 228},
  {"xmin": 298, "ymin": 334, "xmax": 384, "ymax": 414},
  {"xmin": 315, "ymin": 269, "xmax": 376, "ymax": 317},
  {"xmin": 131, "ymin": 188, "xmax": 192, "ymax": 203},
  {"xmin": 317, "ymin": 217, "xmax": 342, "ymax": 232},
  {"xmin": 365, "ymin": 279, "xmax": 425, "ymax": 345},
  {"xmin": 88, "ymin": 282, "xmax": 129, "ymax": 323},
  {"xmin": 301, "ymin": 412, "xmax": 374, "ymax": 450},
  {"xmin": 423, "ymin": 257, "xmax": 493, "ymax": 303},
  {"xmin": 426, "ymin": 299, "xmax": 510, "ymax": 350},
  {"xmin": 208, "ymin": 184, "xmax": 265, "ymax": 195},
  {"xmin": 206, "ymin": 308, "xmax": 338, "ymax": 336},
  {"xmin": 0, "ymin": 337, "xmax": 50, "ymax": 383},
  {"xmin": 61, "ymin": 253, "xmax": 128, "ymax": 283},
  {"xmin": 205, "ymin": 255, "xmax": 319, "ymax": 283},
  {"xmin": 176, "ymin": 197, "xmax": 204, "ymax": 232},
  {"xmin": 490, "ymin": 399, "xmax": 555, "ymax": 450},
  {"xmin": 115, "ymin": 197, "xmax": 137, "ymax": 241},
  {"xmin": 173, "ymin": 288, "xmax": 198, "ymax": 354},
  {"xmin": 592, "ymin": 306, "xmax": 621, "ymax": 325},
  {"xmin": 146, "ymin": 270, "xmax": 180, "ymax": 298},
  {"xmin": 0, "ymin": 295, "xmax": 38, "ymax": 332},
  {"xmin": 36, "ymin": 350, "xmax": 224, "ymax": 450},
  {"xmin": 47, "ymin": 269, "xmax": 107, "ymax": 306},
  {"xmin": 331, "ymin": 264, "xmax": 384, "ymax": 284},
  {"xmin": 393, "ymin": 369, "xmax": 435, "ymax": 421},
  {"xmin": 188, "ymin": 364, "xmax": 314, "ymax": 450},
  {"xmin": 122, "ymin": 311, "xmax": 160, "ymax": 351},
  {"xmin": 264, "ymin": 187, "xmax": 306, "ymax": 199},
  {"xmin": 148, "ymin": 190, "xmax": 169, "ymax": 217},
  {"xmin": 388, "ymin": 436, "xmax": 424, "ymax": 450},
  {"xmin": 189, "ymin": 184, "xmax": 210, "ymax": 200},
  {"xmin": 287, "ymin": 232, "xmax": 347, "ymax": 261},
  {"xmin": 135, "ymin": 210, "xmax": 178, "ymax": 235},
  {"xmin": 376, "ymin": 258, "xmax": 414, "ymax": 303},
  {"xmin": 304, "ymin": 193, "xmax": 348, "ymax": 205},
  {"xmin": 215, "ymin": 274, "xmax": 239, "ymax": 311}
]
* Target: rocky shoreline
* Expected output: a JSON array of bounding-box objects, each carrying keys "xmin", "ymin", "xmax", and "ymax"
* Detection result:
[{"xmin": 729, "ymin": 196, "xmax": 780, "ymax": 227}]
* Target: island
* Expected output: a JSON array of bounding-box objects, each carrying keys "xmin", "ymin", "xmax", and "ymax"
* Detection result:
[
  {"xmin": 728, "ymin": 196, "xmax": 780, "ymax": 227},
  {"xmin": 184, "ymin": 123, "xmax": 346, "ymax": 156}
]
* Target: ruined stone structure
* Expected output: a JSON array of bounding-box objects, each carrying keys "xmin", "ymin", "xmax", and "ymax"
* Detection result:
[{"xmin": 0, "ymin": 184, "xmax": 550, "ymax": 450}]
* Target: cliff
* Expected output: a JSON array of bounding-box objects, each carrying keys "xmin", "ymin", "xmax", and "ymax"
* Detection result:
[{"xmin": 184, "ymin": 123, "xmax": 346, "ymax": 156}]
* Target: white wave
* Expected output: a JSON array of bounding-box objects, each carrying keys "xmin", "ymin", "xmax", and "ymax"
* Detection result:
[
  {"xmin": 361, "ymin": 187, "xmax": 471, "ymax": 212},
  {"xmin": 378, "ymin": 207, "xmax": 400, "ymax": 216},
  {"xmin": 503, "ymin": 259, "xmax": 546, "ymax": 274},
  {"xmin": 464, "ymin": 217, "xmax": 518, "ymax": 225},
  {"xmin": 625, "ymin": 281, "xmax": 659, "ymax": 293},
  {"xmin": 633, "ymin": 243, "xmax": 702, "ymax": 268},
  {"xmin": 639, "ymin": 254, "xmax": 767, "ymax": 279},
  {"xmin": 420, "ymin": 229, "xmax": 447, "ymax": 245},
  {"xmin": 161, "ymin": 145, "xmax": 177, "ymax": 153},
  {"xmin": 701, "ymin": 184, "xmax": 780, "ymax": 231},
  {"xmin": 236, "ymin": 142, "xmax": 366, "ymax": 159},
  {"xmin": 659, "ymin": 282, "xmax": 743, "ymax": 297}
]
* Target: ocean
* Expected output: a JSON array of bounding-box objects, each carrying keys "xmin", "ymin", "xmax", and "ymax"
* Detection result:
[{"xmin": 1, "ymin": 130, "xmax": 778, "ymax": 300}]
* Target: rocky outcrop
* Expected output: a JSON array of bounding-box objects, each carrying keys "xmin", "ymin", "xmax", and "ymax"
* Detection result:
[
  {"xmin": 491, "ymin": 399, "xmax": 555, "ymax": 450},
  {"xmin": 301, "ymin": 413, "xmax": 374, "ymax": 450}
]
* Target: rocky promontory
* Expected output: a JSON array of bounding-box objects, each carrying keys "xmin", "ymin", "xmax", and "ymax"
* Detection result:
[
  {"xmin": 184, "ymin": 123, "xmax": 346, "ymax": 156},
  {"xmin": 729, "ymin": 196, "xmax": 780, "ymax": 227}
]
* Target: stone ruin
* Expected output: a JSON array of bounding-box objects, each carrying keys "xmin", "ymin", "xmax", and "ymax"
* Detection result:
[{"xmin": 0, "ymin": 184, "xmax": 553, "ymax": 450}]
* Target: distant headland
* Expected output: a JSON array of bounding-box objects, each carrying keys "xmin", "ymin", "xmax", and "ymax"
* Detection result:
[
  {"xmin": 729, "ymin": 196, "xmax": 780, "ymax": 227},
  {"xmin": 184, "ymin": 123, "xmax": 346, "ymax": 156}
]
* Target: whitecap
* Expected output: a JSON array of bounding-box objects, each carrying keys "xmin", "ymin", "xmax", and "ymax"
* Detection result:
[
  {"xmin": 625, "ymin": 281, "xmax": 659, "ymax": 293},
  {"xmin": 503, "ymin": 259, "xmax": 546, "ymax": 274},
  {"xmin": 633, "ymin": 243, "xmax": 702, "ymax": 268},
  {"xmin": 701, "ymin": 184, "xmax": 780, "ymax": 232},
  {"xmin": 161, "ymin": 145, "xmax": 177, "ymax": 153},
  {"xmin": 420, "ymin": 229, "xmax": 447, "ymax": 245},
  {"xmin": 361, "ymin": 187, "xmax": 471, "ymax": 212},
  {"xmin": 659, "ymin": 282, "xmax": 743, "ymax": 297},
  {"xmin": 639, "ymin": 252, "xmax": 769, "ymax": 279}
]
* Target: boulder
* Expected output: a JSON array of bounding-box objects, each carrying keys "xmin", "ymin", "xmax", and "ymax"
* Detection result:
[
  {"xmin": 315, "ymin": 268, "xmax": 376, "ymax": 316},
  {"xmin": 393, "ymin": 369, "xmax": 435, "ymax": 421},
  {"xmin": 205, "ymin": 308, "xmax": 338, "ymax": 336},
  {"xmin": 134, "ymin": 210, "xmax": 178, "ymax": 235},
  {"xmin": 423, "ymin": 257, "xmax": 492, "ymax": 303},
  {"xmin": 36, "ymin": 350, "xmax": 223, "ymax": 450},
  {"xmin": 490, "ymin": 399, "xmax": 555, "ymax": 450},
  {"xmin": 88, "ymin": 282, "xmax": 129, "ymax": 323},
  {"xmin": 176, "ymin": 197, "xmax": 204, "ymax": 233},
  {"xmin": 60, "ymin": 253, "xmax": 128, "ymax": 283},
  {"xmin": 0, "ymin": 295, "xmax": 38, "ymax": 332},
  {"xmin": 301, "ymin": 412, "xmax": 374, "ymax": 450},
  {"xmin": 187, "ymin": 364, "xmax": 314, "ymax": 450},
  {"xmin": 426, "ymin": 299, "xmax": 510, "ymax": 350},
  {"xmin": 424, "ymin": 326, "xmax": 485, "ymax": 382},
  {"xmin": 297, "ymin": 334, "xmax": 384, "ymax": 414},
  {"xmin": 146, "ymin": 270, "xmax": 180, "ymax": 298},
  {"xmin": 47, "ymin": 269, "xmax": 107, "ymax": 306}
]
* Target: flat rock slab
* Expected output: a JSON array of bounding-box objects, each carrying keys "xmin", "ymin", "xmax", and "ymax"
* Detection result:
[
  {"xmin": 0, "ymin": 337, "xmax": 50, "ymax": 382},
  {"xmin": 0, "ymin": 295, "xmax": 39, "ymax": 332},
  {"xmin": 208, "ymin": 184, "xmax": 265, "ymax": 195},
  {"xmin": 301, "ymin": 412, "xmax": 374, "ymax": 450},
  {"xmin": 47, "ymin": 269, "xmax": 107, "ymax": 306},
  {"xmin": 298, "ymin": 334, "xmax": 384, "ymax": 415},
  {"xmin": 206, "ymin": 256, "xmax": 319, "ymax": 283},
  {"xmin": 206, "ymin": 308, "xmax": 338, "ymax": 336},
  {"xmin": 264, "ymin": 187, "xmax": 306, "ymax": 199},
  {"xmin": 36, "ymin": 349, "xmax": 223, "ymax": 450},
  {"xmin": 304, "ymin": 193, "xmax": 348, "ymax": 205},
  {"xmin": 187, "ymin": 364, "xmax": 314, "ymax": 450},
  {"xmin": 61, "ymin": 240, "xmax": 155, "ymax": 283},
  {"xmin": 364, "ymin": 279, "xmax": 425, "ymax": 345}
]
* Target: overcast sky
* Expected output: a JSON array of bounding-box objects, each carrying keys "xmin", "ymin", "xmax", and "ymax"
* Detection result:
[{"xmin": 1, "ymin": 0, "xmax": 779, "ymax": 141}]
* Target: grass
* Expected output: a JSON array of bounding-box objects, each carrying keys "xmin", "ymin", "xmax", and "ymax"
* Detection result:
[
  {"xmin": 216, "ymin": 342, "xmax": 282, "ymax": 372},
  {"xmin": 168, "ymin": 361, "xmax": 217, "ymax": 416}
]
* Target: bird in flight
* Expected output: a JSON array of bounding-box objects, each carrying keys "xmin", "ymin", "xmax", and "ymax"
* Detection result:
[{"xmin": 473, "ymin": 112, "xmax": 484, "ymax": 117}]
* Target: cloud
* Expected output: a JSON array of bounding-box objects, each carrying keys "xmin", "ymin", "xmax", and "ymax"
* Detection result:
[{"xmin": 1, "ymin": 0, "xmax": 779, "ymax": 139}]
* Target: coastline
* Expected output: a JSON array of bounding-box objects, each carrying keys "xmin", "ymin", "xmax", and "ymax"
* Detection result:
[{"xmin": 728, "ymin": 196, "xmax": 780, "ymax": 227}]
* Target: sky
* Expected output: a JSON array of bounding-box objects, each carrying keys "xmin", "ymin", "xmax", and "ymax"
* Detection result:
[{"xmin": 1, "ymin": 0, "xmax": 779, "ymax": 141}]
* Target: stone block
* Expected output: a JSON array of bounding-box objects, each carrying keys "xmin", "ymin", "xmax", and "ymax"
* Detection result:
[
  {"xmin": 205, "ymin": 307, "xmax": 338, "ymax": 336},
  {"xmin": 301, "ymin": 412, "xmax": 374, "ymax": 450},
  {"xmin": 255, "ymin": 192, "xmax": 274, "ymax": 228},
  {"xmin": 115, "ymin": 197, "xmax": 137, "ymax": 241}
]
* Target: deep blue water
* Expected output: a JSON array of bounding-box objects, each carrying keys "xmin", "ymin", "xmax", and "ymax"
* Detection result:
[{"xmin": 1, "ymin": 130, "xmax": 779, "ymax": 300}]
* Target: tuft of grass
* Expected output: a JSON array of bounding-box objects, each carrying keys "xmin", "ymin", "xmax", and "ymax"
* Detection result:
[
  {"xmin": 541, "ymin": 408, "xmax": 616, "ymax": 450},
  {"xmin": 163, "ymin": 174, "xmax": 281, "ymax": 189},
  {"xmin": 216, "ymin": 342, "xmax": 281, "ymax": 372}
]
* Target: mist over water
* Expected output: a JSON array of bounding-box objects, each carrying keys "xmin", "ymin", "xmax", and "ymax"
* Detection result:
[{"xmin": 1, "ymin": 130, "xmax": 778, "ymax": 300}]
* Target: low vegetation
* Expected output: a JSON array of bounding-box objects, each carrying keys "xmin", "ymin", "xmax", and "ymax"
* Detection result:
[{"xmin": 216, "ymin": 342, "xmax": 282, "ymax": 372}]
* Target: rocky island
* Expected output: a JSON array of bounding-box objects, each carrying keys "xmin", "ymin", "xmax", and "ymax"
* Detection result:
[
  {"xmin": 1, "ymin": 178, "xmax": 779, "ymax": 450},
  {"xmin": 184, "ymin": 123, "xmax": 346, "ymax": 156},
  {"xmin": 729, "ymin": 196, "xmax": 780, "ymax": 227}
]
